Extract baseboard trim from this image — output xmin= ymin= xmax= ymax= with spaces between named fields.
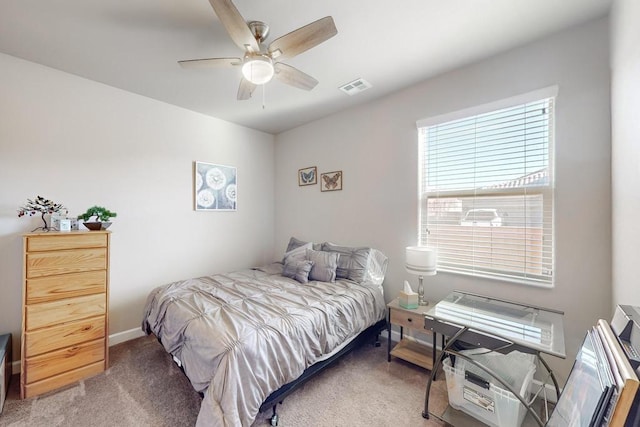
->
xmin=108 ymin=327 xmax=146 ymax=347
xmin=11 ymin=327 xmax=147 ymax=375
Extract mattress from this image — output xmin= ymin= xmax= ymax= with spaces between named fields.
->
xmin=141 ymin=263 xmax=386 ymax=427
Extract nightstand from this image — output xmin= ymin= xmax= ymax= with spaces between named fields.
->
xmin=387 ymin=299 xmax=437 ymax=372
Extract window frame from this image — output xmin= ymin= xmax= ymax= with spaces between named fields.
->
xmin=416 ymin=87 xmax=557 ymax=288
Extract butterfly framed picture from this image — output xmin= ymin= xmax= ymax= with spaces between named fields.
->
xmin=298 ymin=166 xmax=317 ymax=186
xmin=320 ymin=170 xmax=343 ymax=192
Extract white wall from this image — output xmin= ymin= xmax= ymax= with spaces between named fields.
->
xmin=0 ymin=53 xmax=275 ymax=362
xmin=275 ymin=18 xmax=611 ymax=381
xmin=611 ymin=0 xmax=640 ymax=307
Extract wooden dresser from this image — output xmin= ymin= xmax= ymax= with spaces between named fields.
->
xmin=21 ymin=230 xmax=110 ymax=399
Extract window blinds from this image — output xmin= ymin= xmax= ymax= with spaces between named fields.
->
xmin=418 ymin=97 xmax=554 ymax=287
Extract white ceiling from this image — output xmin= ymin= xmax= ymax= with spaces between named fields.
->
xmin=0 ymin=0 xmax=611 ymax=134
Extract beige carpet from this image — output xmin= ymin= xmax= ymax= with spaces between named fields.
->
xmin=0 ymin=335 xmax=448 ymax=426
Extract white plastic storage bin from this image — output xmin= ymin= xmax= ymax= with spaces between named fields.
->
xmin=443 ymin=353 xmax=536 ymax=427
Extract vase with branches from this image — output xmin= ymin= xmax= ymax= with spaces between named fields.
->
xmin=17 ymin=196 xmax=66 ymax=232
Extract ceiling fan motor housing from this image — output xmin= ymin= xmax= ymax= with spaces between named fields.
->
xmin=248 ymin=21 xmax=269 ymax=45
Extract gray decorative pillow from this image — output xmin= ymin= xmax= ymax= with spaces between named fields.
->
xmin=285 ymin=237 xmax=322 ymax=253
xmin=306 ymin=249 xmax=339 ymax=282
xmin=282 ymin=242 xmax=312 ymax=263
xmin=321 ymin=242 xmax=373 ymax=283
xmin=282 ymin=259 xmax=314 ymax=284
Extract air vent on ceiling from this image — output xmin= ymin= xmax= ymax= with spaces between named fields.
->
xmin=339 ymin=78 xmax=372 ymax=96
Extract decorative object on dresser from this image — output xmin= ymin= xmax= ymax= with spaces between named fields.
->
xmin=51 ymin=213 xmax=78 ymax=232
xmin=17 ymin=196 xmax=66 ymax=232
xmin=320 ymin=170 xmax=342 ymax=192
xmin=21 ymin=230 xmax=110 ymax=399
xmin=298 ymin=166 xmax=317 ymax=186
xmin=194 ymin=161 xmax=237 ymax=211
xmin=405 ymin=246 xmax=437 ymax=306
xmin=0 ymin=333 xmax=11 ymax=413
xmin=77 ymin=206 xmax=117 ymax=230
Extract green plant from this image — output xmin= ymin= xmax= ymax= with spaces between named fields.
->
xmin=77 ymin=206 xmax=117 ymax=222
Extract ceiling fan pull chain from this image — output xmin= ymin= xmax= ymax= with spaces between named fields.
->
xmin=262 ymin=84 xmax=266 ymax=110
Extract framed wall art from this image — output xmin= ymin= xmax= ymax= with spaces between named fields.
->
xmin=298 ymin=166 xmax=317 ymax=186
xmin=194 ymin=161 xmax=237 ymax=211
xmin=320 ymin=171 xmax=342 ymax=192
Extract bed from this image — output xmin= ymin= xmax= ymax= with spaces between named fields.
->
xmin=141 ymin=238 xmax=388 ymax=427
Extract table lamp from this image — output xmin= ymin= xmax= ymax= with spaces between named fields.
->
xmin=405 ymin=246 xmax=437 ymax=306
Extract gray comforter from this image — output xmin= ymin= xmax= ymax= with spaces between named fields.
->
xmin=141 ymin=263 xmax=386 ymax=427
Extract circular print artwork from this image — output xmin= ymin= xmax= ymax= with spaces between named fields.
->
xmin=206 ymin=167 xmax=227 ymax=190
xmin=197 ymin=189 xmax=215 ymax=208
xmin=195 ymin=162 xmax=237 ymax=210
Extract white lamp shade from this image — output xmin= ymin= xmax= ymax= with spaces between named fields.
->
xmin=405 ymin=246 xmax=437 ymax=276
xmin=242 ymin=56 xmax=274 ymax=85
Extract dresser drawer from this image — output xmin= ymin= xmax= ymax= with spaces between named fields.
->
xmin=24 ymin=316 xmax=105 ymax=357
xmin=22 ymin=361 xmax=105 ymax=399
xmin=24 ymin=338 xmax=105 ymax=384
xmin=390 ymin=308 xmax=426 ymax=331
xmin=26 ymin=248 xmax=107 ymax=279
xmin=25 ymin=294 xmax=106 ymax=331
xmin=26 ymin=270 xmax=107 ymax=304
xmin=26 ymin=233 xmax=107 ymax=252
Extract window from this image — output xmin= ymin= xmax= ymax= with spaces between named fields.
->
xmin=417 ymin=88 xmax=556 ymax=287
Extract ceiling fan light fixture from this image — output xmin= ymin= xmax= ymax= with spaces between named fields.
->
xmin=242 ymin=56 xmax=274 ymax=85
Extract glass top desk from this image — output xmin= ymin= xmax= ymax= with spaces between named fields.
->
xmin=422 ymin=291 xmax=566 ymax=426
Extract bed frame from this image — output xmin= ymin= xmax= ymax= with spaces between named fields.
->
xmin=160 ymin=318 xmax=386 ymax=426
xmin=259 ymin=319 xmax=387 ymax=426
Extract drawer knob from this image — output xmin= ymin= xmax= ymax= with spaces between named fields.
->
xmin=407 ymin=318 xmax=412 ymax=322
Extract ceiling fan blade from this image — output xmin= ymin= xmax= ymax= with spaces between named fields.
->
xmin=274 ymin=63 xmax=318 ymax=91
xmin=268 ymin=16 xmax=337 ymax=60
xmin=237 ymin=78 xmax=257 ymax=100
xmin=209 ymin=0 xmax=260 ymax=52
xmin=178 ymin=57 xmax=241 ymax=69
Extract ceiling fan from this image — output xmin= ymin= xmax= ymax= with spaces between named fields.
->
xmin=179 ymin=0 xmax=338 ymax=101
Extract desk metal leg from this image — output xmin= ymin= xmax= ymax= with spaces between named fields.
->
xmin=538 ymin=353 xmax=561 ymax=399
xmin=387 ymin=308 xmax=391 ymax=362
xmin=432 ymin=331 xmax=437 ymax=381
xmin=423 ymin=326 xmax=469 ymax=419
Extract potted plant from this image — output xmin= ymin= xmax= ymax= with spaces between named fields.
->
xmin=77 ymin=206 xmax=117 ymax=230
xmin=18 ymin=196 xmax=66 ymax=232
